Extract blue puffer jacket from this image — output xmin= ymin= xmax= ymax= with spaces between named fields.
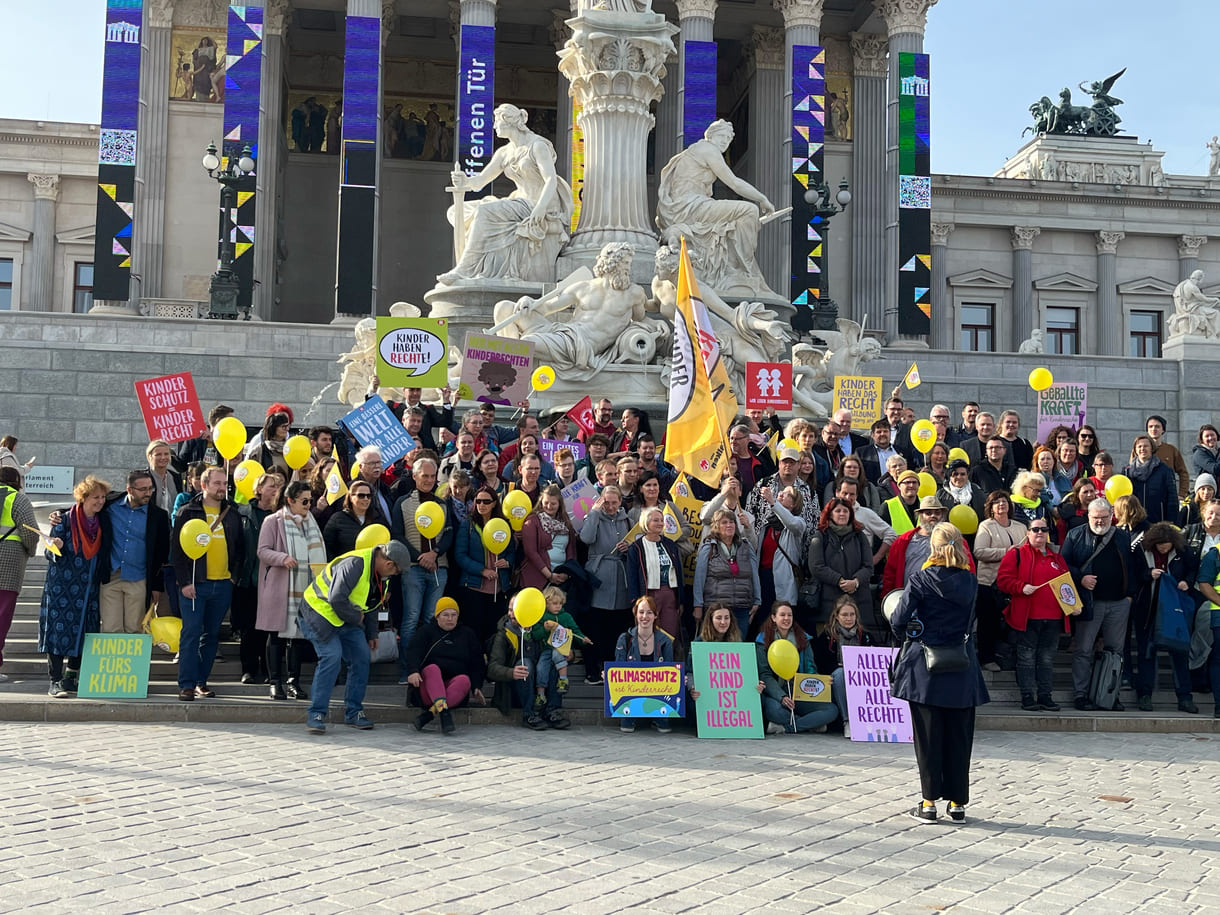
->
xmin=454 ymin=519 xmax=517 ymax=592
xmin=889 ymin=564 xmax=989 ymax=709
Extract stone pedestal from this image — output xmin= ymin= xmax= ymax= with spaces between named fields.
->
xmin=424 ymin=278 xmax=547 ymax=356
xmin=556 ymin=8 xmax=679 ymax=284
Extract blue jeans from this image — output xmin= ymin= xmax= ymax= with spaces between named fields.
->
xmin=300 ymin=611 xmax=370 ymax=723
xmin=832 ymin=667 xmax=848 ymax=723
xmin=399 ymin=566 xmax=448 ymax=677
xmin=763 ymin=695 xmax=839 ymax=733
xmin=1015 ymin=619 xmax=1060 ymax=700
xmin=513 ymin=659 xmax=563 ymax=721
xmin=1210 ymin=626 xmax=1220 ymax=709
xmin=178 ymin=579 xmax=233 ymax=690
xmin=537 ymin=647 xmax=569 ymax=685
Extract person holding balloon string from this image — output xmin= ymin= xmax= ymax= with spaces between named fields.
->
xmin=322 ymin=480 xmax=387 ymax=561
xmin=455 ymin=485 xmax=517 ymax=647
xmin=757 ymin=600 xmax=839 ymax=735
xmin=485 ymin=590 xmax=570 ymax=730
xmin=230 ymin=472 xmax=284 ymax=685
xmin=170 ymin=466 xmax=246 ymax=701
xmin=614 ymin=595 xmax=676 ymax=733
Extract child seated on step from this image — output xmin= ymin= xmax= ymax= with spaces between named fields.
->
xmin=531 ymin=585 xmax=592 ymax=699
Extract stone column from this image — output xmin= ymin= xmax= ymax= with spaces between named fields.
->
xmin=255 ymin=0 xmax=290 ymax=320
xmin=849 ymin=31 xmax=887 ymax=329
xmin=558 ymin=7 xmax=679 ymax=281
xmin=550 ymin=6 xmax=575 ymax=180
xmin=1178 ymin=234 xmax=1208 ymax=281
xmin=1095 ymin=230 xmax=1124 ymax=356
xmin=1011 ymin=225 xmax=1040 ymax=350
xmin=877 ymin=0 xmax=937 ymax=344
xmin=747 ymin=25 xmax=787 ymax=296
xmin=132 ymin=0 xmax=173 ymax=305
xmin=929 ymin=222 xmax=952 ymax=349
xmin=25 ymin=174 xmax=58 ymax=312
xmin=459 ymin=0 xmax=496 ymax=28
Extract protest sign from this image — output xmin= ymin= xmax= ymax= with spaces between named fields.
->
xmin=76 ymin=634 xmax=153 ymax=699
xmin=538 ymin=438 xmax=585 ymax=466
xmin=458 ymin=332 xmax=534 ymax=408
xmin=744 ymin=361 xmax=793 ymax=411
xmin=339 ymin=396 xmax=416 ymax=466
xmin=375 ymin=317 xmax=449 ymax=388
xmin=690 ymin=643 xmax=763 ymax=738
xmin=560 ymin=477 xmax=599 ymax=532
xmin=1036 ymin=383 xmax=1087 ymax=444
xmin=793 ymin=674 xmax=833 ymax=702
xmin=603 ymin=662 xmax=685 ymax=719
xmin=134 ymin=372 xmax=206 ymax=443
xmin=832 ymin=376 xmax=884 ymax=425
xmin=841 ymin=646 xmax=913 ymax=743
xmin=670 ymin=473 xmax=704 ymax=585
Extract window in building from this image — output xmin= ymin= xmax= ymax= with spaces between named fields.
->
xmin=0 ymin=258 xmax=12 ymax=310
xmin=959 ymin=303 xmax=994 ymax=352
xmin=1045 ymin=306 xmax=1079 ymax=355
xmin=73 ymin=263 xmax=94 ymax=314
xmin=1129 ymin=309 xmax=1162 ymax=358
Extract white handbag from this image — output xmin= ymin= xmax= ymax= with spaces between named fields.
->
xmin=370 ymin=628 xmax=399 ymax=663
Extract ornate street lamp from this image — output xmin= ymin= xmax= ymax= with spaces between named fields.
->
xmin=201 ymin=141 xmax=255 ymax=320
xmin=803 ymin=177 xmax=852 ymax=332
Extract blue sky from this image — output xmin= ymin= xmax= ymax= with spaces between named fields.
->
xmin=4 ymin=0 xmax=1217 ymax=177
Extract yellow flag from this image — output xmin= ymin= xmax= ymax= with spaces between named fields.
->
xmin=619 ymin=517 xmax=646 ymax=546
xmin=670 ymin=472 xmax=706 ymax=586
xmin=1045 ymin=571 xmax=1082 ymax=616
xmin=688 ymin=255 xmax=739 ymax=440
xmin=661 ymin=502 xmax=682 ymax=541
xmin=766 ymin=429 xmax=779 ymax=462
xmin=904 ymin=361 xmax=921 ymax=389
xmin=326 ymin=466 xmax=349 ymax=500
xmin=665 ymin=239 xmax=729 ymax=486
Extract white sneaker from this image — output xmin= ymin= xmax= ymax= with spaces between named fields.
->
xmin=0 ymin=672 xmax=9 ymax=682
xmin=766 ymin=722 xmax=785 ymax=735
xmin=842 ymin=721 xmax=851 ymax=739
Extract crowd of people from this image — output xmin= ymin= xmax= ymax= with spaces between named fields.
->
xmin=2 ymin=386 xmax=1218 ymax=769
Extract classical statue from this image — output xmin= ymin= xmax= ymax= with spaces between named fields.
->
xmin=1168 ymin=270 xmax=1220 ymax=339
xmin=1018 ymin=328 xmax=1045 ymax=354
xmin=656 ymin=120 xmax=777 ymax=297
xmin=1208 ymin=136 xmax=1220 ymax=178
xmin=1038 ymin=153 xmax=1059 ymax=182
xmin=1025 ymin=69 xmax=1125 ymax=137
xmin=790 ymin=319 xmax=883 ymax=418
xmin=580 ymin=0 xmax=653 ymax=10
xmin=490 ymin=242 xmax=651 ymax=378
xmin=649 ymin=244 xmax=793 ymax=400
xmin=438 ymin=104 xmax=574 ymax=286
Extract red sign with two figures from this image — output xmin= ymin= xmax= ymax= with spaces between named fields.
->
xmin=744 ymin=362 xmax=793 ymax=411
xmin=134 ymin=372 xmax=207 ymax=443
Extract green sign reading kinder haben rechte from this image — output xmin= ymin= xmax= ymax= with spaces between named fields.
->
xmin=76 ymin=634 xmax=153 ymax=699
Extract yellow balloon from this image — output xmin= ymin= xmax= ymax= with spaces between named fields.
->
xmin=212 ymin=416 xmax=247 ymax=461
xmin=502 ymin=490 xmax=532 ymax=531
xmin=1104 ymin=473 xmax=1133 ymax=505
xmin=531 ymin=365 xmax=556 ymax=392
xmin=767 ymin=639 xmax=800 ymax=681
xmin=234 ymin=459 xmax=265 ymax=500
xmin=1029 ymin=367 xmax=1054 ymax=391
xmin=179 ymin=518 xmax=212 ymax=560
xmin=911 ymin=419 xmax=936 ymax=454
xmin=414 ymin=501 xmax=444 ymax=537
xmin=917 ymin=472 xmax=937 ymax=499
xmin=948 ymin=503 xmax=979 ymax=535
xmin=355 ymin=523 xmax=391 ymax=551
xmin=947 ymin=447 xmax=970 ymax=465
xmin=780 ymin=437 xmax=801 ymax=452
xmin=434 ymin=596 xmax=459 ymax=616
xmin=482 ymin=517 xmax=512 ymax=555
xmin=514 ymin=587 xmax=546 ymax=628
xmin=284 ymin=435 xmax=311 ymax=470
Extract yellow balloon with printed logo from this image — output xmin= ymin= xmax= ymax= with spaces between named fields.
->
xmin=767 ymin=639 xmax=799 ymax=681
xmin=514 ymin=587 xmax=546 ymax=628
xmin=414 ymin=501 xmax=444 ymax=538
xmin=917 ymin=472 xmax=937 ymax=499
xmin=212 ymin=416 xmax=247 ymax=461
xmin=947 ymin=447 xmax=969 ymax=465
xmin=531 ymin=365 xmax=556 ymax=392
xmin=911 ymin=419 xmax=936 ymax=454
xmin=284 ymin=435 xmax=311 ymax=470
xmin=179 ymin=519 xmax=212 ymax=560
xmin=355 ymin=523 xmax=391 ymax=551
xmin=233 ymin=459 xmax=265 ymax=500
xmin=948 ymin=504 xmax=979 ymax=535
xmin=502 ymin=490 xmax=532 ymax=531
xmin=482 ymin=517 xmax=512 ymax=555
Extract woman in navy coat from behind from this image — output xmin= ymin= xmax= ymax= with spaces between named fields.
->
xmin=889 ymin=522 xmax=989 ymax=826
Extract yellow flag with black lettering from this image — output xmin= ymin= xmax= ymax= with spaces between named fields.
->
xmin=665 ymin=239 xmax=728 ymax=487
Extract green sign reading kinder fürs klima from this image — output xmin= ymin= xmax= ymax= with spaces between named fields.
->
xmin=76 ymin=634 xmax=153 ymax=699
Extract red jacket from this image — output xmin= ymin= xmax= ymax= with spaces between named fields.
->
xmin=996 ymin=542 xmax=1071 ymax=633
xmin=881 ymin=528 xmax=975 ymax=597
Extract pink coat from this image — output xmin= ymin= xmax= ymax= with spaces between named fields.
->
xmin=256 ymin=512 xmax=295 ymax=632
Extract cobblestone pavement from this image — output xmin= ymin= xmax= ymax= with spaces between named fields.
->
xmin=3 ymin=722 xmax=1218 ymax=914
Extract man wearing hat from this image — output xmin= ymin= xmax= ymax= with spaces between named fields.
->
xmin=746 ymin=444 xmax=819 ymax=544
xmin=298 ymin=540 xmax=409 ymax=734
xmin=881 ymin=470 xmax=922 ymax=535
xmin=882 ymin=495 xmax=974 ymax=598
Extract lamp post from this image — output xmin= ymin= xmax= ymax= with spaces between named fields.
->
xmin=803 ymin=177 xmax=852 ymax=332
xmin=201 ymin=141 xmax=255 ymax=320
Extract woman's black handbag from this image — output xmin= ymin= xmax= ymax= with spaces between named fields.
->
xmin=920 ymin=637 xmax=971 ymax=674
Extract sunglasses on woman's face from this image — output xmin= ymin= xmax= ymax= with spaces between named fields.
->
xmin=474 ymin=498 xmax=494 ymax=505
xmin=352 ymin=493 xmax=371 ymax=500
